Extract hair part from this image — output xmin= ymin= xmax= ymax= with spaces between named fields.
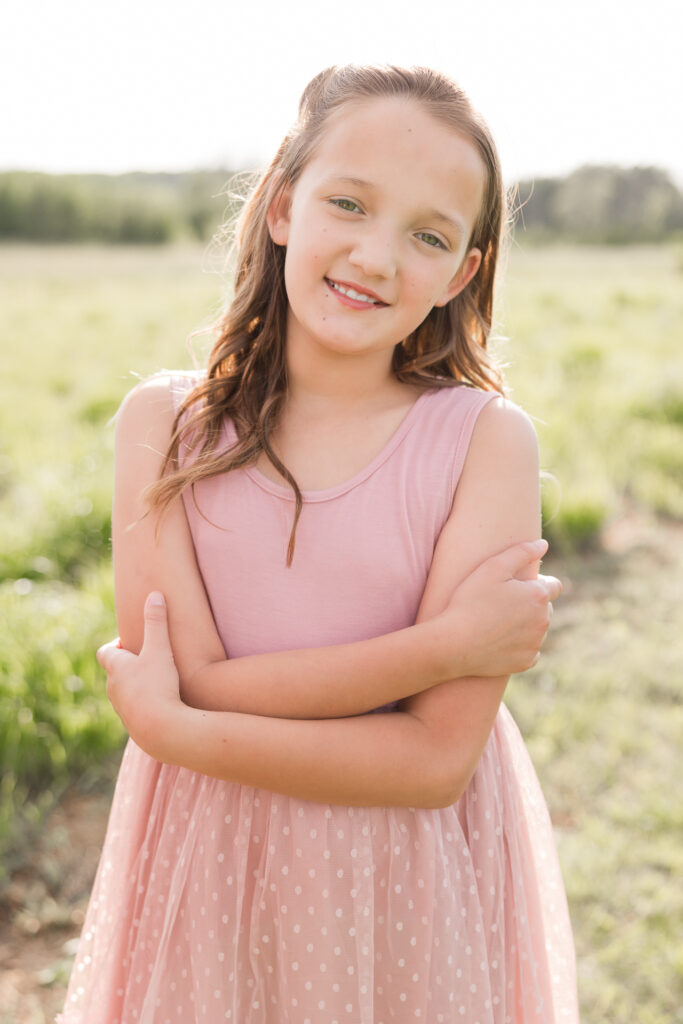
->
xmin=148 ymin=64 xmax=511 ymax=565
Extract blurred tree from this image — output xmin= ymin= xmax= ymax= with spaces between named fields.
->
xmin=513 ymin=164 xmax=683 ymax=243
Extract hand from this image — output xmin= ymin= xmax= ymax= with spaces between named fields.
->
xmin=97 ymin=591 xmax=181 ymax=759
xmin=435 ymin=539 xmax=561 ymax=679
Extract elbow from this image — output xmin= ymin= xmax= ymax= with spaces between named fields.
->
xmin=426 ymin=780 xmax=464 ymax=810
xmin=427 ymin=753 xmax=479 ymax=810
xmin=400 ymin=722 xmax=464 ymax=810
xmin=405 ymin=759 xmax=464 ymax=811
xmin=402 ymin=716 xmax=478 ymax=810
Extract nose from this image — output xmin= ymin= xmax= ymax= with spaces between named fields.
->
xmin=348 ymin=224 xmax=398 ymax=280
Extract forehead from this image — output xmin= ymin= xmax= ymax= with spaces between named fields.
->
xmin=300 ymin=96 xmax=485 ymax=222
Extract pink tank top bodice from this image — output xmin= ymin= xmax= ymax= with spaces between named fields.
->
xmin=173 ymin=377 xmax=497 ymax=668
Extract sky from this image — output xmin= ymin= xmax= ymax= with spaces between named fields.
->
xmin=2 ymin=0 xmax=682 ymax=186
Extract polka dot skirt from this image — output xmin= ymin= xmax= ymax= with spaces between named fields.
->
xmin=57 ymin=705 xmax=578 ymax=1023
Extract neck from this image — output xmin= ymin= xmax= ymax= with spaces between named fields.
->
xmin=284 ymin=317 xmax=404 ymax=416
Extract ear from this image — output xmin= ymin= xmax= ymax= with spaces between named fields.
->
xmin=266 ymin=182 xmax=293 ymax=247
xmin=434 ymin=247 xmax=482 ymax=308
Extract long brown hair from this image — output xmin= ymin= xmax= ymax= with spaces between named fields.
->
xmin=148 ymin=64 xmax=509 ymax=564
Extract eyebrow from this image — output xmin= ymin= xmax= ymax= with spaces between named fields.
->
xmin=423 ymin=208 xmax=466 ymax=236
xmin=325 ymin=176 xmax=466 ymax=235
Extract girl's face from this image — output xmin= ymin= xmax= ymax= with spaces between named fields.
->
xmin=268 ymin=96 xmax=485 ymax=368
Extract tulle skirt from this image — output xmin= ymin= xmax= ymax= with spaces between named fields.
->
xmin=58 ymin=704 xmax=578 ymax=1023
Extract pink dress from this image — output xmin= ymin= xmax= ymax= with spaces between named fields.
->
xmin=59 ymin=376 xmax=578 ymax=1024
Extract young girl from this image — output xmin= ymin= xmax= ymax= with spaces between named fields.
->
xmin=60 ymin=65 xmax=578 ymax=1023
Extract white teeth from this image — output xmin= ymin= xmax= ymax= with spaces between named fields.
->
xmin=329 ymin=280 xmax=378 ymax=303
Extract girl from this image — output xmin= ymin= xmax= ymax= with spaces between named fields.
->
xmin=60 ymin=65 xmax=578 ymax=1023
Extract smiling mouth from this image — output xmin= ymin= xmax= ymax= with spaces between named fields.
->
xmin=325 ymin=278 xmax=389 ymax=307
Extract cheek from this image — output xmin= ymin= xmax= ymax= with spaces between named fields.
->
xmin=405 ymin=272 xmax=443 ymax=309
xmin=291 ymin=232 xmax=325 ymax=271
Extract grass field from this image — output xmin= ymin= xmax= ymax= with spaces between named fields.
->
xmin=0 ymin=241 xmax=681 ymax=1022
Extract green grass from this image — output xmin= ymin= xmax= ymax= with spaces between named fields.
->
xmin=0 ymin=243 xmax=221 ymax=860
xmin=0 ymin=241 xmax=681 ymax=1023
xmin=0 ymin=567 xmax=124 ymax=872
xmin=506 ymin=533 xmax=683 ymax=1022
xmin=497 ymin=243 xmax=683 ymax=543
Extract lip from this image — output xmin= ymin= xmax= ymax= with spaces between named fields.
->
xmin=325 ymin=277 xmax=390 ymax=308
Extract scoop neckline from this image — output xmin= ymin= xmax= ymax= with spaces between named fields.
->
xmin=241 ymin=388 xmax=437 ymax=503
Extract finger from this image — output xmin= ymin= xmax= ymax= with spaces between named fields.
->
xmin=96 ymin=639 xmax=122 ymax=673
xmin=140 ymin=591 xmax=174 ymax=660
xmin=538 ymin=574 xmax=562 ymax=602
xmin=495 ymin=539 xmax=549 ymax=579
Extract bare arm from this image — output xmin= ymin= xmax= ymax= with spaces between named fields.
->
xmin=104 ymin=394 xmax=545 ymax=807
xmin=114 ymin=376 xmax=553 ymax=720
xmin=397 ymin=397 xmax=543 ymax=802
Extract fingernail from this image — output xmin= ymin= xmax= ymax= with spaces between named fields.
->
xmin=148 ymin=591 xmax=165 ymax=607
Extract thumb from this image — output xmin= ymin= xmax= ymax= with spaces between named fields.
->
xmin=494 ymin=539 xmax=549 ymax=579
xmin=141 ymin=592 xmax=174 ymax=658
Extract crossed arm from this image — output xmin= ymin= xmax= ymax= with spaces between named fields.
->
xmin=104 ymin=375 xmax=555 ymax=808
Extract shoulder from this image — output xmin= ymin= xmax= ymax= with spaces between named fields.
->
xmin=431 ymin=385 xmax=536 ymax=445
xmin=452 ymin=395 xmax=540 ymax=518
xmin=414 ymin=382 xmax=493 ymax=442
xmin=114 ymin=373 xmax=205 ymax=479
xmin=469 ymin=395 xmax=539 ymax=464
xmin=412 ymin=393 xmax=542 ymax=617
xmin=115 ymin=370 xmax=203 ymax=439
xmin=419 ymin=385 xmax=538 ymax=494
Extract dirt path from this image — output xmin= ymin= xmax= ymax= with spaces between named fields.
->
xmin=0 ymin=787 xmax=117 ymax=1024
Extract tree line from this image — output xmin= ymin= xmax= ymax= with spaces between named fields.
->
xmin=0 ymin=164 xmax=681 ymax=244
xmin=0 ymin=169 xmax=243 ymax=244
xmin=513 ymin=165 xmax=683 ymax=243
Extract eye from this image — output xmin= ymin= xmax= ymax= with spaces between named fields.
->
xmin=329 ymin=197 xmax=362 ymax=214
xmin=416 ymin=231 xmax=447 ymax=250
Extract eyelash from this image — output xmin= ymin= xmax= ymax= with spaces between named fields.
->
xmin=416 ymin=232 xmax=447 ymax=250
xmin=329 ymin=197 xmax=362 ymax=213
xmin=328 ymin=199 xmax=448 ymax=251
